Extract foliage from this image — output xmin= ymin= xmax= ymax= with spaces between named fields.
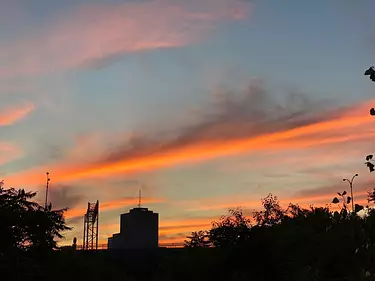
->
xmin=253 ymin=193 xmax=285 ymax=226
xmin=332 ymin=185 xmax=365 ymax=216
xmin=184 ymin=230 xmax=211 ymax=248
xmin=5 ymin=180 xmax=375 ymax=280
xmin=364 ymin=67 xmax=375 ymax=172
xmin=368 ymin=188 xmax=375 ymax=204
xmin=0 ymin=181 xmax=71 ymax=255
xmin=209 ymin=207 xmax=251 ymax=248
xmin=180 ymin=190 xmax=375 ymax=280
xmin=366 ymin=155 xmax=375 ymax=172
xmin=365 ymin=66 xmax=375 ymax=82
xmin=332 ymin=189 xmax=351 ymax=212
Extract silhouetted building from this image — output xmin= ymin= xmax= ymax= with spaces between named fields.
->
xmin=108 ymin=207 xmax=159 ymax=249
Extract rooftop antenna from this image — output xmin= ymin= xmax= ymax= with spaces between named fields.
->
xmin=138 ymin=189 xmax=142 ymax=208
xmin=44 ymin=172 xmax=50 ymax=209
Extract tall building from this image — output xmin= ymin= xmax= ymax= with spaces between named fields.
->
xmin=108 ymin=207 xmax=159 ymax=249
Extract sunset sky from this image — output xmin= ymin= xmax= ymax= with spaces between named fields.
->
xmin=2 ymin=0 xmax=375 ymax=245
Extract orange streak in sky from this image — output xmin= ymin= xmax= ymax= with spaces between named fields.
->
xmin=5 ymin=101 xmax=375 ymax=186
xmin=0 ymin=103 xmax=34 ymax=126
xmin=186 ymin=193 xmax=370 ymax=212
xmin=160 ymin=224 xmax=212 ymax=235
xmin=161 ymin=217 xmax=217 ymax=228
xmin=98 ymin=219 xmax=213 ymax=237
xmin=62 ymin=109 xmax=375 ymax=179
xmin=65 ymin=197 xmax=164 ymax=219
xmin=159 ymin=235 xmax=187 ymax=244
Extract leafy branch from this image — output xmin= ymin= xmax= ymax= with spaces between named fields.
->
xmin=365 ymin=154 xmax=375 ymax=172
xmin=332 ymin=190 xmax=351 ymax=212
xmin=365 ymin=67 xmax=375 ymax=115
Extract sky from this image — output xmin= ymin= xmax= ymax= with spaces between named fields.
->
xmin=2 ymin=0 xmax=375 ymax=246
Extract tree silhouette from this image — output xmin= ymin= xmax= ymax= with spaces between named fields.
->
xmin=365 ymin=65 xmax=375 ymax=116
xmin=364 ymin=67 xmax=375 ymax=176
xmin=368 ymin=188 xmax=375 ymax=204
xmin=365 ymin=66 xmax=375 ymax=83
xmin=0 ymin=181 xmax=71 ymax=255
xmin=209 ymin=207 xmax=251 ymax=248
xmin=365 ymin=154 xmax=375 ymax=172
xmin=253 ymin=193 xmax=285 ymax=226
xmin=184 ymin=230 xmax=211 ymax=248
xmin=180 ymin=188 xmax=375 ymax=280
xmin=332 ymin=189 xmax=352 ymax=214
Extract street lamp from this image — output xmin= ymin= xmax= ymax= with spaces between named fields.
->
xmin=343 ymin=174 xmax=358 ymax=212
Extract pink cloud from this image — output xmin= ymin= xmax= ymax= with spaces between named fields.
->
xmin=0 ymin=103 xmax=35 ymax=126
xmin=0 ymin=143 xmax=22 ymax=166
xmin=3 ymin=97 xmax=375 ymax=188
xmin=0 ymin=0 xmax=251 ymax=77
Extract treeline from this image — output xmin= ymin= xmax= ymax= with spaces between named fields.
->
xmin=4 ymin=177 xmax=375 ymax=280
xmin=0 ymin=181 xmax=129 ymax=281
xmin=179 ymin=192 xmax=375 ymax=281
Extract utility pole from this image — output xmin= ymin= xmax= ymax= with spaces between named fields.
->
xmin=44 ymin=172 xmax=50 ymax=209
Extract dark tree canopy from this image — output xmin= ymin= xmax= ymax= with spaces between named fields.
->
xmin=184 ymin=230 xmax=211 ymax=248
xmin=181 ymin=189 xmax=375 ymax=280
xmin=253 ymin=193 xmax=285 ymax=226
xmin=209 ymin=207 xmax=251 ymax=248
xmin=0 ymin=181 xmax=71 ymax=255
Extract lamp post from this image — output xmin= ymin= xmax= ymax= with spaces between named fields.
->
xmin=343 ymin=174 xmax=358 ymax=212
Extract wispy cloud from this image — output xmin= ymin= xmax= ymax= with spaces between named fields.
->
xmin=178 ymin=178 xmax=375 ymax=214
xmin=293 ymin=178 xmax=375 ymax=202
xmin=0 ymin=142 xmax=22 ymax=167
xmin=0 ymin=0 xmax=251 ymax=77
xmin=65 ymin=196 xmax=164 ymax=219
xmin=49 ymin=185 xmax=84 ymax=210
xmin=0 ymin=103 xmax=34 ymax=126
xmin=159 ymin=216 xmax=216 ymax=235
xmin=4 ymin=82 xmax=374 ymax=187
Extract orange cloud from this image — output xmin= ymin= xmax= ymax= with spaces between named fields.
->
xmin=5 ymin=98 xmax=375 ymax=187
xmin=91 ymin=218 xmax=213 ymax=246
xmin=158 ymin=217 xmax=217 ymax=244
xmin=159 ymin=224 xmax=211 ymax=236
xmin=159 ymin=217 xmax=216 ymax=234
xmin=0 ymin=103 xmax=34 ymax=126
xmin=0 ymin=0 xmax=251 ymax=77
xmin=65 ymin=197 xmax=164 ymax=219
xmin=181 ymin=189 xmax=372 ymax=215
xmin=159 ymin=235 xmax=187 ymax=244
xmin=63 ymin=103 xmax=373 ymax=175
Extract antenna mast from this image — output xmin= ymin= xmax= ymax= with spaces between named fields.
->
xmin=44 ymin=172 xmax=50 ymax=209
xmin=138 ymin=189 xmax=142 ymax=208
